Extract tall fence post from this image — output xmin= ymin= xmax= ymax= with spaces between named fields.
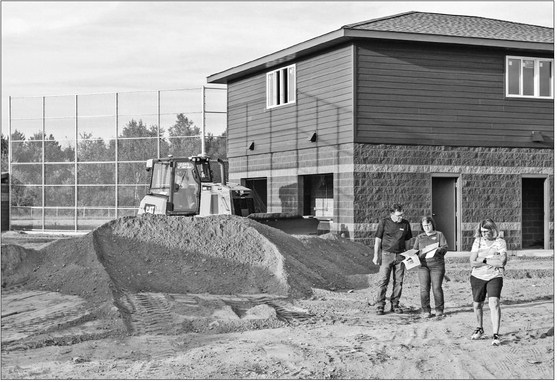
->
xmin=74 ymin=94 xmax=78 ymax=231
xmin=201 ymin=85 xmax=206 ymax=156
xmin=41 ymin=96 xmax=45 ymax=231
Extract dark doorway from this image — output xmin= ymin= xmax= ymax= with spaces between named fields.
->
xmin=302 ymin=174 xmax=333 ymax=217
xmin=243 ymin=178 xmax=267 ymax=213
xmin=432 ymin=177 xmax=457 ymax=251
xmin=522 ymin=178 xmax=545 ymax=249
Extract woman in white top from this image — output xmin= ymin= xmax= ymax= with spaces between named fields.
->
xmin=469 ymin=219 xmax=508 ymax=346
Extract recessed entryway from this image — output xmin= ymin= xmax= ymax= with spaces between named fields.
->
xmin=243 ymin=178 xmax=267 ymax=213
xmin=521 ymin=177 xmax=546 ymax=249
xmin=432 ymin=176 xmax=459 ymax=251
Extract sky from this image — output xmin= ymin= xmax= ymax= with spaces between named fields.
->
xmin=1 ymin=1 xmax=554 ymax=136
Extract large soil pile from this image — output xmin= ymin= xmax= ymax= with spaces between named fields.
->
xmin=2 ymin=214 xmax=377 ymax=314
xmin=2 ymin=236 xmax=113 ymax=310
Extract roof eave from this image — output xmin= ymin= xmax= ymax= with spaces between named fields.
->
xmin=207 ymin=29 xmax=553 ymax=84
xmin=344 ymin=29 xmax=554 ymax=51
xmin=207 ymin=29 xmax=347 ymax=84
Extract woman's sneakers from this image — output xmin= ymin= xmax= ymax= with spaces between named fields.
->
xmin=471 ymin=328 xmax=501 ymax=345
xmin=471 ymin=327 xmax=484 ymax=340
xmin=491 ymin=334 xmax=501 ymax=346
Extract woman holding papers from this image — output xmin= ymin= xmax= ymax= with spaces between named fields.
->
xmin=412 ymin=216 xmax=448 ymax=319
xmin=469 ymin=219 xmax=507 ymax=346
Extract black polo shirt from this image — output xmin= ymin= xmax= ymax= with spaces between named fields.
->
xmin=375 ymin=217 xmax=412 ymax=253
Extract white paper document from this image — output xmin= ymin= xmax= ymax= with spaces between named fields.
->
xmin=400 ymin=249 xmax=420 ymax=270
xmin=400 ymin=249 xmax=419 ymax=258
xmin=422 ymin=242 xmax=440 ymax=259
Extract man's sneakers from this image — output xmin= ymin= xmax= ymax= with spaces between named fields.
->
xmin=491 ymin=334 xmax=501 ymax=346
xmin=471 ymin=327 xmax=484 ymax=340
xmin=376 ymin=305 xmax=403 ymax=315
xmin=391 ymin=306 xmax=404 ymax=314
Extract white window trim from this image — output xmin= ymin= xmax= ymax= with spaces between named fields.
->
xmin=266 ymin=64 xmax=296 ymax=109
xmin=506 ymin=56 xmax=554 ymax=99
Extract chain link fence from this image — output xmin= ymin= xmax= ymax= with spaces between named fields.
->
xmin=8 ymin=86 xmax=226 ymax=231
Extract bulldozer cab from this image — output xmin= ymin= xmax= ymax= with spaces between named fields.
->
xmin=189 ymin=156 xmax=213 ymax=183
xmin=145 ymin=158 xmax=201 ymax=215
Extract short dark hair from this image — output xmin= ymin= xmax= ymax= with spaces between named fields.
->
xmin=389 ymin=204 xmax=403 ymax=214
xmin=419 ymin=216 xmax=436 ymax=231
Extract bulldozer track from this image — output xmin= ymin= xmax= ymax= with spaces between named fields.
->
xmin=116 ymin=291 xmax=313 ymax=335
xmin=2 ymin=287 xmax=313 ymax=348
xmin=125 ymin=293 xmax=177 ymax=336
xmin=222 ymin=294 xmax=313 ymax=323
xmin=264 ymin=300 xmax=314 ymax=323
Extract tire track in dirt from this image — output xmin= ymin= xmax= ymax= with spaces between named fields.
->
xmin=2 ymin=291 xmax=93 ymax=347
xmin=125 ymin=293 xmax=177 ymax=336
xmin=473 ymin=341 xmax=551 ymax=379
xmin=431 ymin=299 xmax=553 ymax=380
xmin=317 ymin=324 xmax=401 ymax=378
xmin=119 ymin=336 xmax=179 ymax=378
xmin=506 ymin=336 xmax=553 ymax=378
xmin=259 ymin=299 xmax=313 ymax=324
xmin=113 ymin=290 xmax=312 ymax=336
xmin=382 ymin=315 xmax=497 ymax=379
xmin=426 ymin=324 xmax=494 ymax=379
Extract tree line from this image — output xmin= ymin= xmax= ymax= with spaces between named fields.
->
xmin=1 ymin=113 xmax=227 ymax=208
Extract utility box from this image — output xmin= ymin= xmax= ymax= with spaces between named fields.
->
xmin=1 ymin=173 xmax=9 ymax=231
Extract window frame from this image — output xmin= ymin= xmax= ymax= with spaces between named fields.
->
xmin=506 ymin=56 xmax=554 ymax=99
xmin=266 ymin=64 xmax=296 ymax=109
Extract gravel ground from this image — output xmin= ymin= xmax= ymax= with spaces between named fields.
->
xmin=1 ymin=216 xmax=553 ymax=379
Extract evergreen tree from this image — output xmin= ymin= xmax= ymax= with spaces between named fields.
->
xmin=1 ymin=133 xmax=8 ymax=172
xmin=166 ymin=113 xmax=201 ymax=157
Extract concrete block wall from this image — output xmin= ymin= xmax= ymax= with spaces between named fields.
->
xmin=229 ymin=143 xmax=355 ymax=234
xmin=353 ymin=171 xmax=430 ymax=246
xmin=230 ymin=142 xmax=552 ymax=251
xmin=353 ymin=144 xmax=554 ymax=250
xmin=461 ymin=173 xmax=521 ymax=250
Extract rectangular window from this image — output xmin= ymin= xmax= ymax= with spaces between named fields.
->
xmin=506 ymin=56 xmax=553 ymax=99
xmin=302 ymin=173 xmax=333 ymax=217
xmin=266 ymin=64 xmax=296 ymax=108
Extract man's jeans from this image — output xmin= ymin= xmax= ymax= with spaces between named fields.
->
xmin=375 ymin=251 xmax=405 ymax=308
xmin=417 ymin=259 xmax=445 ymax=314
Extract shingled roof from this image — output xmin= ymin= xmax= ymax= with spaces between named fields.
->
xmin=208 ymin=11 xmax=553 ymax=84
xmin=344 ymin=11 xmax=553 ymax=43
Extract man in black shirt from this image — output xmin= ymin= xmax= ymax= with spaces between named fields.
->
xmin=372 ymin=204 xmax=413 ymax=315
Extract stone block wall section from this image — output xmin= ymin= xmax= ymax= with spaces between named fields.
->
xmin=228 ymin=143 xmax=356 ymax=233
xmin=354 ymin=144 xmax=554 ymax=251
xmin=229 ymin=143 xmax=552 ymax=251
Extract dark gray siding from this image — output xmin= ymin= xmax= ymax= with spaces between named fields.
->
xmin=355 ymin=40 xmax=554 ymax=148
xmin=227 ymin=45 xmax=354 ymax=158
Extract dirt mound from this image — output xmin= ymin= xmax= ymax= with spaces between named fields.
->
xmin=2 ymin=235 xmax=114 ymax=313
xmin=2 ymin=214 xmax=377 ymax=307
xmin=92 ymin=214 xmax=376 ymax=298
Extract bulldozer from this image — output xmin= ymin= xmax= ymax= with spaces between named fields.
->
xmin=138 ymin=155 xmax=254 ymax=217
xmin=137 ymin=155 xmax=319 ymax=235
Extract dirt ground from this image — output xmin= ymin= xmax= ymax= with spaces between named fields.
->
xmin=1 ymin=215 xmax=554 ymax=379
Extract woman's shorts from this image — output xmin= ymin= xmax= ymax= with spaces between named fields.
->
xmin=470 ymin=275 xmax=503 ymax=302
